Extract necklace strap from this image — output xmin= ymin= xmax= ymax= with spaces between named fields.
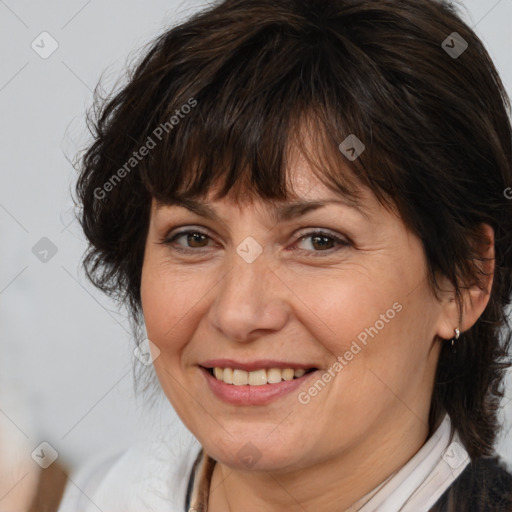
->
xmin=188 ymin=450 xmax=216 ymax=512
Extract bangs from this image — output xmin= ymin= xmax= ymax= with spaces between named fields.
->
xmin=136 ymin=19 xmax=379 ymax=210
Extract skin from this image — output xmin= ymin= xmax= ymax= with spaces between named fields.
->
xmin=140 ymin=148 xmax=494 ymax=512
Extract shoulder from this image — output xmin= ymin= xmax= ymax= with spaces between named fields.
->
xmin=58 ymin=440 xmax=200 ymax=512
xmin=433 ymin=456 xmax=512 ymax=511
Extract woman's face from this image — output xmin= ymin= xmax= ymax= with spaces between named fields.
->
xmin=140 ymin=151 xmax=452 ymax=473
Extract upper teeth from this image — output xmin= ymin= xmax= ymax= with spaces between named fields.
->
xmin=213 ymin=367 xmax=307 ymax=386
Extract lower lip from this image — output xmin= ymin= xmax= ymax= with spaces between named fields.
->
xmin=201 ymin=367 xmax=318 ymax=406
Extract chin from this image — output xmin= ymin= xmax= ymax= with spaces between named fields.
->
xmin=203 ymin=433 xmax=306 ymax=472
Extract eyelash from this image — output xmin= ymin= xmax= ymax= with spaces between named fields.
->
xmin=159 ymin=228 xmax=351 ymax=257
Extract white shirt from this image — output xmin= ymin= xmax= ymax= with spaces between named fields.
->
xmin=58 ymin=438 xmax=200 ymax=512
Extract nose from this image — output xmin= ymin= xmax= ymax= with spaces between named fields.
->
xmin=207 ymin=252 xmax=290 ymax=343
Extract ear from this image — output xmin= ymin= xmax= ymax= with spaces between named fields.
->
xmin=435 ymin=223 xmax=495 ymax=340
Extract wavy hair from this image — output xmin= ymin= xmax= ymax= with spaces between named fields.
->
xmin=75 ymin=0 xmax=512 ymax=486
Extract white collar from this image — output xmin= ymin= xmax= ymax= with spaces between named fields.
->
xmin=348 ymin=413 xmax=470 ymax=511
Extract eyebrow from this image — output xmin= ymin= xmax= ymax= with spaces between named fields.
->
xmin=155 ymin=197 xmax=369 ymax=223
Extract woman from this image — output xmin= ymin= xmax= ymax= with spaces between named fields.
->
xmin=59 ymin=0 xmax=512 ymax=510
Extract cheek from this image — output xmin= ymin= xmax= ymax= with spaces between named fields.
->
xmin=140 ymin=263 xmax=203 ymax=415
xmin=283 ymin=266 xmax=400 ymax=353
xmin=141 ymin=263 xmax=183 ymax=349
xmin=324 ymin=289 xmax=439 ymax=425
xmin=290 ymin=261 xmax=437 ymax=393
xmin=140 ymin=261 xmax=213 ymax=356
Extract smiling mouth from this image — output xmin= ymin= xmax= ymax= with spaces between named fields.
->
xmin=205 ymin=367 xmax=318 ymax=386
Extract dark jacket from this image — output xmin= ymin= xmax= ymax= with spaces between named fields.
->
xmin=431 ymin=456 xmax=512 ymax=512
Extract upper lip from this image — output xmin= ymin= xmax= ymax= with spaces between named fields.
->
xmin=200 ymin=359 xmax=317 ymax=372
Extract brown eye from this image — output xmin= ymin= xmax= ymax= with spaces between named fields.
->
xmin=161 ymin=230 xmax=212 ymax=251
xmin=294 ymin=230 xmax=350 ymax=255
xmin=309 ymin=235 xmax=336 ymax=251
xmin=185 ymin=232 xmax=209 ymax=248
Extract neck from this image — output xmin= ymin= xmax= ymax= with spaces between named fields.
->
xmin=207 ymin=411 xmax=430 ymax=512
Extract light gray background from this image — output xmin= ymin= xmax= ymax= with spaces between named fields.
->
xmin=0 ymin=0 xmax=511 ymax=476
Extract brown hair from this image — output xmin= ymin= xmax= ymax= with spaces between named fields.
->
xmin=75 ymin=0 xmax=512 ymax=481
